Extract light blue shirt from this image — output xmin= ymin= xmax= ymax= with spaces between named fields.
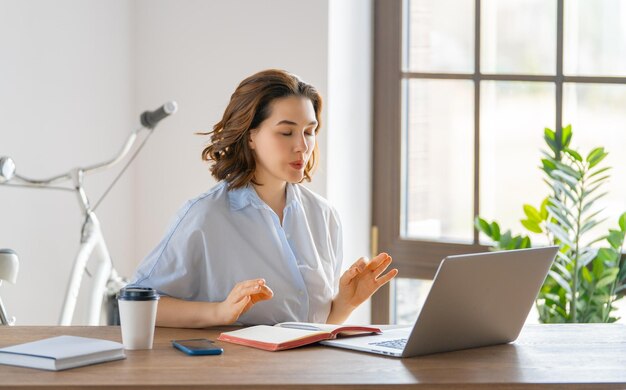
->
xmin=132 ymin=181 xmax=343 ymax=325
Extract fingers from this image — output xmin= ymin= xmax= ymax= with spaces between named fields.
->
xmin=259 ymin=284 xmax=274 ymax=299
xmin=340 ymin=265 xmax=361 ymax=286
xmin=367 ymin=252 xmax=390 ymax=271
xmin=375 ymin=268 xmax=398 ymax=287
xmin=361 ymin=253 xmax=393 ymax=280
xmin=251 ymin=285 xmax=274 ymax=303
xmin=371 ymin=254 xmax=393 ymax=278
xmin=339 ymin=269 xmax=354 ymax=286
xmin=339 ymin=257 xmax=368 ymax=286
xmin=350 ymin=257 xmax=368 ymax=272
xmin=342 ymin=254 xmax=395 ymax=286
xmin=355 ymin=253 xmax=397 ymax=290
xmin=228 ymin=278 xmax=266 ymax=303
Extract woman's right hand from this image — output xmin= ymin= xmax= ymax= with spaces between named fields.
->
xmin=218 ymin=279 xmax=274 ymax=324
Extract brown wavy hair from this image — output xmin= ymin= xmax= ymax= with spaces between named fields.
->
xmin=200 ymin=69 xmax=322 ymax=189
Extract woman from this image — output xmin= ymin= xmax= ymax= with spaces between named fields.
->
xmin=132 ymin=69 xmax=397 ymax=327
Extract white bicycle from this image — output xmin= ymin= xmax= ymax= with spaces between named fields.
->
xmin=0 ymin=101 xmax=177 ymax=325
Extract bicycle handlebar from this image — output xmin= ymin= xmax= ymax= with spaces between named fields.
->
xmin=0 ymin=101 xmax=178 ymax=187
xmin=141 ymin=101 xmax=178 ymax=129
xmin=0 ymin=157 xmax=15 ymax=182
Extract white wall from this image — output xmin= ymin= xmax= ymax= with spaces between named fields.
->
xmin=328 ymin=0 xmax=374 ymax=324
xmin=0 ymin=0 xmax=135 ymax=325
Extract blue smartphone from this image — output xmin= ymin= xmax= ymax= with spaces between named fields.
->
xmin=171 ymin=338 xmax=224 ymax=355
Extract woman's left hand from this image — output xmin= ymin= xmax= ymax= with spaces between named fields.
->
xmin=328 ymin=253 xmax=398 ymax=323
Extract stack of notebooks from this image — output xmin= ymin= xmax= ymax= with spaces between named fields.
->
xmin=218 ymin=322 xmax=382 ymax=351
xmin=0 ymin=335 xmax=126 ymax=371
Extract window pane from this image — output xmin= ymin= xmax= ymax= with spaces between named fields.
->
xmin=563 ymin=83 xmax=626 ymax=240
xmin=405 ymin=0 xmax=474 ymax=73
xmin=481 ymin=0 xmax=556 ymax=75
xmin=479 ymin=81 xmax=555 ymax=244
xmin=403 ymin=79 xmax=474 ymax=242
xmin=564 ymin=0 xmax=626 ymax=76
xmin=394 ymin=278 xmax=432 ymax=325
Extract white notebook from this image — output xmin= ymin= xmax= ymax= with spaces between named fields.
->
xmin=0 ymin=335 xmax=126 ymax=371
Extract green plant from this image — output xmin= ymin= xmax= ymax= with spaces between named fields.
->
xmin=475 ymin=125 xmax=626 ymax=323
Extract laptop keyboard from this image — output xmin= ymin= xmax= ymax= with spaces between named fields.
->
xmin=369 ymin=338 xmax=408 ymax=350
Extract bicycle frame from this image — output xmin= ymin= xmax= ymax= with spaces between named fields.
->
xmin=59 ymin=211 xmax=120 ymax=326
xmin=0 ymin=249 xmax=19 ymax=325
xmin=0 ymin=102 xmax=177 ymax=325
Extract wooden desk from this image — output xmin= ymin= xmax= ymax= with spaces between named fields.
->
xmin=1 ymin=324 xmax=625 ymax=389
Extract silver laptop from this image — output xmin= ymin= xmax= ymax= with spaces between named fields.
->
xmin=321 ymin=246 xmax=558 ymax=358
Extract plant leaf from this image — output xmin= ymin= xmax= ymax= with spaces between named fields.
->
xmin=580 ymin=217 xmax=608 ymax=236
xmin=588 ymin=166 xmax=611 ymax=179
xmin=523 ymin=204 xmax=542 ymax=222
xmin=499 ymin=231 xmax=512 ymax=249
xmin=544 ymin=128 xmax=558 ymax=154
xmin=545 ymin=205 xmax=574 ymax=231
xmin=552 ymin=261 xmax=572 ymax=280
xmin=548 ymin=197 xmax=575 ymax=218
xmin=581 ymin=192 xmax=609 ymax=214
xmin=561 ymin=124 xmax=572 ymax=147
xmin=548 ymin=270 xmax=572 ymax=296
xmin=619 ymin=212 xmax=626 ymax=232
xmin=582 ymin=181 xmax=606 ymax=199
xmin=554 ymin=161 xmax=581 ymax=180
xmin=600 ymin=267 xmax=619 ymax=280
xmin=587 ymin=147 xmax=608 ymax=168
xmin=582 ymin=209 xmax=605 ymax=226
xmin=581 ymin=266 xmax=592 ymax=283
xmin=607 ymin=230 xmax=624 ymax=249
xmin=586 ymin=147 xmax=603 ymax=162
xmin=541 ymin=292 xmax=562 ymax=306
xmin=592 ymin=257 xmax=605 ymax=279
xmin=551 ymin=170 xmax=579 ymax=189
xmin=565 ymin=147 xmax=582 ymax=162
xmin=521 ymin=219 xmax=543 ymax=234
xmin=590 ymin=152 xmax=609 ymax=169
xmin=546 ymin=222 xmax=574 ymax=247
xmin=551 ymin=182 xmax=578 ymax=205
xmin=475 ymin=217 xmax=492 ymax=237
xmin=597 ymin=247 xmax=617 ymax=263
xmin=490 ymin=222 xmax=501 ymax=241
xmin=541 ymin=158 xmax=557 ymax=171
xmin=578 ymin=248 xmax=598 ymax=269
xmin=556 ymin=251 xmax=573 ymax=265
xmin=596 ymin=271 xmax=618 ymax=289
xmin=587 ymin=175 xmax=610 ymax=189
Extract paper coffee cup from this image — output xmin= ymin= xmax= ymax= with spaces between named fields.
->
xmin=117 ymin=286 xmax=159 ymax=350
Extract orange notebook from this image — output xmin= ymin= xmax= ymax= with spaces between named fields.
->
xmin=217 ymin=322 xmax=382 ymax=351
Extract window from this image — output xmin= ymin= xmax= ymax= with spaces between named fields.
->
xmin=373 ymin=0 xmax=626 ymax=324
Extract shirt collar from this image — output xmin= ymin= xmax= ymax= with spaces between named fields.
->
xmin=228 ymin=183 xmax=300 ymax=212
